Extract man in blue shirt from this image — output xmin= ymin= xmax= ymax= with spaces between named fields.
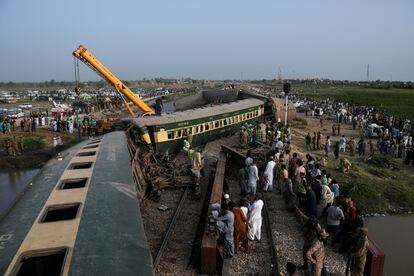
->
xmin=216 ymin=203 xmax=235 ymax=258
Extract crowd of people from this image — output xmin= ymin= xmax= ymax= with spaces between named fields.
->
xmin=0 ymin=111 xmax=103 ymax=157
xmin=48 ymin=115 xmax=98 ymax=138
xmin=209 ymin=118 xmax=371 ymax=276
xmin=1 ymin=113 xmax=100 ymax=137
xmin=298 ymin=95 xmax=414 ymax=166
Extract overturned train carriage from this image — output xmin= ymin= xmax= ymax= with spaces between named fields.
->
xmin=0 ymin=132 xmax=153 ymax=276
xmin=128 ymin=98 xmax=265 ymax=155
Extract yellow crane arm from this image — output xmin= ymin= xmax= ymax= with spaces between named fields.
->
xmin=72 ymin=45 xmax=155 ymax=116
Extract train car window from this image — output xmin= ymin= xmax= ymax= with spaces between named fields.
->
xmin=167 ymin=131 xmax=175 ymax=139
xmin=223 ymin=119 xmax=227 ymax=126
xmin=230 ymin=117 xmax=234 ymax=124
xmin=195 ymin=126 xmax=199 ymax=133
xmin=68 ymin=162 xmax=93 ymax=170
xmin=176 ymin=130 xmax=182 ymax=138
xmin=255 ymin=110 xmax=259 ymax=116
xmin=13 ymin=248 xmax=68 ymax=276
xmin=215 ymin=121 xmax=219 ymax=128
xmin=40 ymin=203 xmax=80 ymax=223
xmin=205 ymin=123 xmax=210 ymax=131
xmin=200 ymin=125 xmax=204 ymax=132
xmin=187 ymin=128 xmax=192 ymax=134
xmin=82 ymin=144 xmax=98 ymax=150
xmin=77 ymin=151 xmax=96 ymax=157
xmin=59 ymin=178 xmax=88 ymax=190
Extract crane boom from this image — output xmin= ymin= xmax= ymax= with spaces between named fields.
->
xmin=73 ymin=45 xmax=155 ymax=116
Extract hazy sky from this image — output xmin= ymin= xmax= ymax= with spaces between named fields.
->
xmin=0 ymin=0 xmax=413 ymax=82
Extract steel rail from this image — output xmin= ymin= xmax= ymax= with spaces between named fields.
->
xmin=153 ymin=187 xmax=189 ymax=268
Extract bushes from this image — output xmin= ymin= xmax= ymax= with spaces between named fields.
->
xmin=22 ymin=136 xmax=45 ymax=151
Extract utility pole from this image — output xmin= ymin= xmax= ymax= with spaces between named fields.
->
xmin=366 ymin=64 xmax=370 ymax=82
xmin=283 ymin=83 xmax=290 ymax=127
xmin=278 ymin=66 xmax=282 ymax=81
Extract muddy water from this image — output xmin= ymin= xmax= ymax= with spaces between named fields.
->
xmin=0 ymin=169 xmax=39 ymax=218
xmin=366 ymin=215 xmax=414 ymax=276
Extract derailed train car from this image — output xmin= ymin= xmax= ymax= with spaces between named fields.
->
xmin=0 ymin=132 xmax=153 ymax=276
xmin=128 ymin=98 xmax=265 ymax=155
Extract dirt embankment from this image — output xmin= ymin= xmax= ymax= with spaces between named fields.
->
xmin=0 ymin=129 xmax=82 ymax=169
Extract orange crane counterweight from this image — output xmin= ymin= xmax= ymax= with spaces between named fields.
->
xmin=72 ymin=45 xmax=155 ymax=116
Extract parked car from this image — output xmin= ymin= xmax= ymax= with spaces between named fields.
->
xmin=7 ymin=108 xmax=25 ymax=119
xmin=18 ymin=103 xmax=32 ymax=109
xmin=9 ymin=113 xmax=25 ymax=119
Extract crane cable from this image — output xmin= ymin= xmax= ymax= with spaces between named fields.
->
xmin=74 ymin=57 xmax=80 ymax=94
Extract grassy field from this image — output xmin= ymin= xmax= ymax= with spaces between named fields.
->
xmin=299 ymin=86 xmax=414 ymax=120
xmin=328 ymin=156 xmax=414 ymax=214
xmin=291 ymin=123 xmax=414 ymax=214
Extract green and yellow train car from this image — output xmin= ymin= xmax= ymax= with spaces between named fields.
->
xmin=130 ymin=98 xmax=264 ymax=154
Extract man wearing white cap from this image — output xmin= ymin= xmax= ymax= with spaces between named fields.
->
xmin=223 ymin=194 xmax=231 ymax=203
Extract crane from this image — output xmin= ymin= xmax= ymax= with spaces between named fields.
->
xmin=72 ymin=45 xmax=155 ymax=117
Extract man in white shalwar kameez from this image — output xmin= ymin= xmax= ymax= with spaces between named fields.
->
xmin=247 ymin=160 xmax=259 ymax=194
xmin=263 ymin=156 xmax=276 ymax=191
xmin=339 ymin=135 xmax=347 ymax=152
xmin=68 ymin=120 xmax=74 ymax=134
xmin=248 ymin=194 xmax=264 ymax=241
xmin=317 ymin=184 xmax=335 ymax=218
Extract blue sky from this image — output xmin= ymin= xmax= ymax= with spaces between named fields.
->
xmin=0 ymin=0 xmax=413 ymax=82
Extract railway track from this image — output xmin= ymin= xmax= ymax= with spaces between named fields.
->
xmin=222 ymin=145 xmax=280 ymax=275
xmin=262 ymin=194 xmax=280 ymax=275
xmin=153 ymin=187 xmax=189 ymax=269
xmin=154 ymin=186 xmax=208 ymax=275
xmin=141 ymin=189 xmax=187 ymax=260
xmin=153 ymin=157 xmax=217 ymax=275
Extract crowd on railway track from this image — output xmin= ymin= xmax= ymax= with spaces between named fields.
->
xmin=209 ymin=119 xmax=373 ymax=276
